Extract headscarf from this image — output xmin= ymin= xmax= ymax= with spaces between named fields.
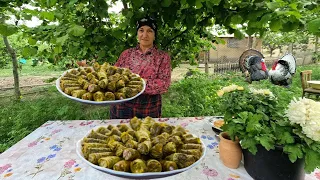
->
xmin=136 ymin=17 xmax=157 ymax=35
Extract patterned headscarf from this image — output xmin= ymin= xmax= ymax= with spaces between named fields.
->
xmin=136 ymin=17 xmax=157 ymax=34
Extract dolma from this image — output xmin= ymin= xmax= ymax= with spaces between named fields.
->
xmin=100 ymin=62 xmax=109 ymax=72
xmin=123 ymin=148 xmax=141 ymax=161
xmin=114 ymin=92 xmax=126 ymax=100
xmin=71 ymin=89 xmax=87 ymax=98
xmin=165 ymin=153 xmax=196 ymax=168
xmin=160 ymin=160 xmax=178 ymax=171
xmin=96 ymin=127 xmax=110 ymax=135
xmin=70 ymin=69 xmax=79 ymax=75
xmin=98 ymin=78 xmax=108 ymax=89
xmin=83 ymin=137 xmax=107 ymax=144
xmin=150 ymin=144 xmax=163 ymax=159
xmin=184 ymin=137 xmax=201 ymax=144
xmin=108 ymin=73 xmax=121 ymax=82
xmin=61 ymin=77 xmax=78 ymax=81
xmin=82 ymin=92 xmax=93 ymax=100
xmin=147 ymin=159 xmax=162 ymax=172
xmin=115 ymin=144 xmax=127 ymax=157
xmin=168 ymin=136 xmax=184 ymax=146
xmin=120 ymin=132 xmax=134 ymax=143
xmin=93 ymin=62 xmax=101 ymax=72
xmin=64 ymin=87 xmax=82 ymax=95
xmin=107 ymin=125 xmax=115 ymax=130
xmin=182 ymin=134 xmax=194 ymax=140
xmin=87 ymin=73 xmax=96 ymax=81
xmin=130 ymin=76 xmax=142 ymax=81
xmin=82 ymin=143 xmax=109 ymax=150
xmin=107 ymin=135 xmax=122 ymax=142
xmin=182 ymin=143 xmax=203 ymax=151
xmin=107 ymin=139 xmax=123 ymax=151
xmin=128 ymin=81 xmax=143 ymax=86
xmin=83 ymin=147 xmax=112 ymax=158
xmin=163 ymin=142 xmax=177 ymax=156
xmin=126 ymin=129 xmax=136 ymax=137
xmin=105 ymin=128 xmax=122 ymax=136
xmin=150 ymin=123 xmax=164 ymax=137
xmin=85 ymin=67 xmax=93 ymax=73
xmin=105 ymin=92 xmax=116 ymax=100
xmin=78 ymin=78 xmax=88 ymax=86
xmin=116 ymin=80 xmax=125 ymax=89
xmin=93 ymin=91 xmax=105 ymax=101
xmin=139 ymin=116 xmax=155 ymax=130
xmin=125 ymin=139 xmax=138 ymax=149
xmin=135 ymin=130 xmax=150 ymax=143
xmin=130 ymin=117 xmax=141 ymax=131
xmin=162 ymin=124 xmax=174 ymax=134
xmin=98 ymin=156 xmax=121 ymax=169
xmin=115 ymin=67 xmax=124 ymax=74
xmin=120 ymin=75 xmax=130 ymax=84
xmin=122 ymin=68 xmax=131 ymax=76
xmin=80 ymin=69 xmax=87 ymax=76
xmin=97 ymin=72 xmax=107 ymax=80
xmin=130 ymin=159 xmax=147 ymax=173
xmin=172 ymin=125 xmax=187 ymax=134
xmin=117 ymin=124 xmax=129 ymax=132
xmin=127 ymin=85 xmax=143 ymax=92
xmin=179 ymin=149 xmax=202 ymax=160
xmin=106 ymin=66 xmax=117 ymax=76
xmin=60 ymin=83 xmax=80 ymax=91
xmin=87 ymin=130 xmax=109 ymax=140
xmin=107 ymin=81 xmax=117 ymax=92
xmin=64 ymin=72 xmax=79 ymax=78
xmin=89 ymin=78 xmax=100 ymax=85
xmin=137 ymin=140 xmax=152 ymax=155
xmin=88 ymin=152 xmax=114 ymax=164
xmin=82 ymin=81 xmax=90 ymax=90
xmin=151 ymin=134 xmax=167 ymax=145
xmin=113 ymin=160 xmax=131 ymax=172
xmin=88 ymin=84 xmax=100 ymax=93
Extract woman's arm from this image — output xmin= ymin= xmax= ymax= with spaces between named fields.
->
xmin=144 ymin=54 xmax=171 ymax=95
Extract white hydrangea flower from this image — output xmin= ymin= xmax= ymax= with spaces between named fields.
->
xmin=286 ymin=97 xmax=320 ymax=141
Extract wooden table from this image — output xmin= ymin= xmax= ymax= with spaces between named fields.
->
xmin=0 ymin=117 xmax=319 ymax=180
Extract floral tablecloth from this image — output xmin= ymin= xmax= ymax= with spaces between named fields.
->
xmin=0 ymin=117 xmax=319 ymax=180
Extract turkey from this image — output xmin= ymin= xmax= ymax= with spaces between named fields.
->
xmin=269 ymin=53 xmax=296 ymax=87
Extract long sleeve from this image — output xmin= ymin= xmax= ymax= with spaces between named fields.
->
xmin=144 ymin=54 xmax=171 ymax=95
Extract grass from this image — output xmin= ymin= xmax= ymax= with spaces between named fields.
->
xmin=0 ymin=60 xmax=64 ymax=77
xmin=0 ymin=63 xmax=319 ymax=153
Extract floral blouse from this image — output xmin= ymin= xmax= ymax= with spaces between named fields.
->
xmin=115 ymin=45 xmax=171 ymax=95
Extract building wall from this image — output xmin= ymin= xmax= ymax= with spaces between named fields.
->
xmin=209 ymin=37 xmax=262 ymax=63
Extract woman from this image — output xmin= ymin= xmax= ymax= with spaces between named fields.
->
xmin=110 ymin=17 xmax=171 ymax=119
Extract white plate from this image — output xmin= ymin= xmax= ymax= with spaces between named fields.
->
xmin=56 ymin=69 xmax=146 ymax=105
xmin=76 ymin=126 xmax=207 ymax=179
xmin=205 ymin=116 xmax=224 ymax=132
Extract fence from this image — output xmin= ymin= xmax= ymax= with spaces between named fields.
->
xmin=210 ymin=60 xmax=275 ymax=74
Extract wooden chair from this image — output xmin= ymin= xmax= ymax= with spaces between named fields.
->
xmin=300 ymin=70 xmax=320 ymax=98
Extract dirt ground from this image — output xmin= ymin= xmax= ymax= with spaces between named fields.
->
xmin=0 ymin=64 xmax=205 ymax=89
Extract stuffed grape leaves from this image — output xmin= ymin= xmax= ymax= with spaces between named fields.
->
xmin=113 ymin=160 xmax=131 ymax=172
xmin=130 ymin=159 xmax=147 ymax=173
xmin=98 ymin=156 xmax=121 ymax=169
xmin=146 ymin=159 xmax=162 ymax=172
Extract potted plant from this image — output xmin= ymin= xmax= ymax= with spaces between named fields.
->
xmin=217 ymin=84 xmax=320 ymax=180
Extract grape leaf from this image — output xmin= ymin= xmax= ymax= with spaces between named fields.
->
xmin=304 ymin=148 xmax=320 ymax=173
xmin=0 ymin=24 xmax=18 ymax=36
xmin=241 ymin=138 xmax=258 ymax=155
xmin=283 ymin=144 xmax=303 ymax=163
xmin=69 ymin=25 xmax=86 ymax=36
xmin=161 ymin=0 xmax=171 ymax=7
xmin=255 ymin=135 xmax=275 ymax=150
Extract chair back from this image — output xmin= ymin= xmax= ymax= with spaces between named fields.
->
xmin=300 ymin=70 xmax=312 ymax=90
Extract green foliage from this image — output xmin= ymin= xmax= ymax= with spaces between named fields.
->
xmin=0 ymin=87 xmax=109 ymax=152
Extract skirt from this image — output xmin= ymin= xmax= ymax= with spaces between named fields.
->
xmin=109 ymin=94 xmax=162 ymax=119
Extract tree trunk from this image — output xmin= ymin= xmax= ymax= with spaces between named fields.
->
xmin=205 ymin=51 xmax=209 ymax=74
xmin=288 ymin=43 xmax=294 ymax=54
xmin=315 ymin=36 xmax=318 ymax=53
xmin=247 ymin=35 xmax=253 ymax=49
xmin=3 ymin=36 xmax=21 ymax=100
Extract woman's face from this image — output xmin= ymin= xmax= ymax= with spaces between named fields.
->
xmin=137 ymin=25 xmax=155 ymax=47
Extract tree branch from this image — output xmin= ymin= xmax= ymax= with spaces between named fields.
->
xmin=163 ymin=29 xmax=188 ymax=50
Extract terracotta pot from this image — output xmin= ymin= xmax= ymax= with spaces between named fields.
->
xmin=219 ymin=132 xmax=242 ymax=169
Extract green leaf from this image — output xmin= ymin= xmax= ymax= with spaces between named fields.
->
xmin=307 ymin=18 xmax=320 ymax=35
xmin=211 ymin=0 xmax=221 ymax=5
xmin=283 ymin=144 xmax=303 ymax=163
xmin=98 ymin=50 xmax=106 ymax=58
xmin=0 ymin=24 xmax=18 ymax=36
xmin=231 ymin=15 xmax=243 ymax=24
xmin=132 ymin=0 xmax=144 ymax=8
xmin=304 ymin=148 xmax=320 ymax=173
xmin=56 ymin=34 xmax=69 ymax=46
xmin=241 ymin=138 xmax=258 ymax=155
xmin=255 ymin=135 xmax=275 ymax=150
xmin=28 ymin=38 xmax=37 ymax=45
xmin=266 ymin=2 xmax=280 ymax=11
xmin=22 ymin=47 xmax=38 ymax=57
xmin=161 ymin=0 xmax=172 ymax=7
xmin=186 ymin=16 xmax=195 ymax=29
xmin=40 ymin=11 xmax=55 ymax=21
xmin=69 ymin=25 xmax=86 ymax=36
xmin=270 ymin=20 xmax=282 ymax=31
xmin=195 ymin=0 xmax=203 ymax=9
xmin=54 ymin=45 xmax=63 ymax=54
xmin=234 ymin=30 xmax=244 ymax=39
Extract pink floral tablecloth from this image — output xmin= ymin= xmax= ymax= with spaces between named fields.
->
xmin=0 ymin=117 xmax=319 ymax=180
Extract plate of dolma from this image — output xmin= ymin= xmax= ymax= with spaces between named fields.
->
xmin=206 ymin=116 xmax=224 ymax=133
xmin=76 ymin=117 xmax=207 ymax=179
xmin=56 ymin=62 xmax=146 ymax=105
